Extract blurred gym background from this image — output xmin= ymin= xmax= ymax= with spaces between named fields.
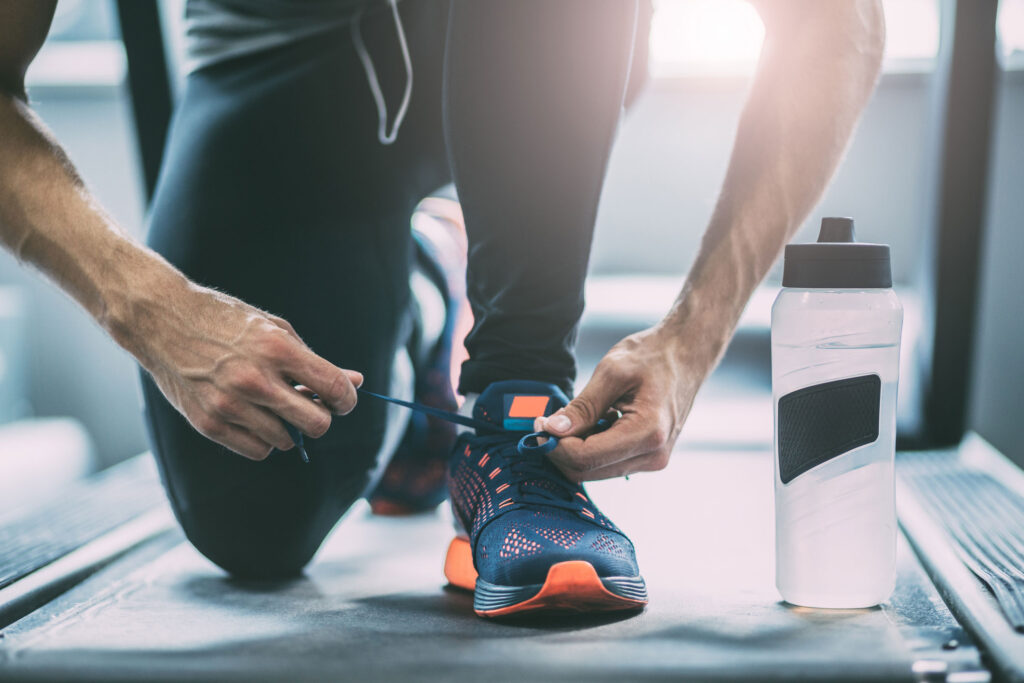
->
xmin=0 ymin=0 xmax=1020 ymax=507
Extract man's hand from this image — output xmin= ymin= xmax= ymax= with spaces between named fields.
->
xmin=535 ymin=326 xmax=704 ymax=481
xmin=119 ymin=279 xmax=362 ymax=461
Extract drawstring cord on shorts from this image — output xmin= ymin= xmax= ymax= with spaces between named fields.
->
xmin=352 ymin=0 xmax=413 ymax=146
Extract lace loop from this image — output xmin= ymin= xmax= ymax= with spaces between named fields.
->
xmin=517 ymin=431 xmax=559 ymax=457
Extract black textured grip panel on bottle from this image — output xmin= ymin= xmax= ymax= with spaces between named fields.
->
xmin=778 ymin=374 xmax=881 ymax=484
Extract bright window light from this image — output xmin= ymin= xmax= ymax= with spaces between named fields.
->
xmin=999 ymin=0 xmax=1024 ymax=62
xmin=880 ymin=0 xmax=939 ymax=62
xmin=650 ymin=0 xmax=940 ymax=76
xmin=649 ymin=0 xmax=764 ymax=76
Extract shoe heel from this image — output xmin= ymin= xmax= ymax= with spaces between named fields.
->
xmin=443 ymin=536 xmax=477 ymax=591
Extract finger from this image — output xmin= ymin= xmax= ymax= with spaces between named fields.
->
xmin=293 ymin=385 xmax=326 ymax=404
xmin=547 ymin=413 xmax=660 ymax=475
xmin=534 ymin=407 xmax=622 ymax=434
xmin=227 ymin=403 xmax=295 ymax=452
xmin=262 ymin=382 xmax=335 ymax=438
xmin=538 ymin=365 xmax=628 ymax=438
xmin=283 ymin=347 xmax=362 ymax=414
xmin=269 ymin=315 xmax=303 ymax=342
xmin=212 ymin=423 xmax=276 ymax=461
xmin=268 ymin=320 xmax=364 ymax=390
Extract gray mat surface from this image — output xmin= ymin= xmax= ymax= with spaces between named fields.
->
xmin=0 ymin=451 xmax=983 ymax=682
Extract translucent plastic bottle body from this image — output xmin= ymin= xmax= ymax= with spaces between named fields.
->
xmin=771 ymin=288 xmax=903 ymax=608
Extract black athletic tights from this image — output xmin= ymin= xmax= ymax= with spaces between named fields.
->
xmin=143 ymin=0 xmax=648 ymax=577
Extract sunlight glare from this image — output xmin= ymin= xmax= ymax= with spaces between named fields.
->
xmin=999 ymin=0 xmax=1024 ymax=61
xmin=650 ymin=0 xmax=765 ymax=76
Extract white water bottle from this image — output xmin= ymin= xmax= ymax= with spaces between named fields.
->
xmin=772 ymin=217 xmax=903 ymax=608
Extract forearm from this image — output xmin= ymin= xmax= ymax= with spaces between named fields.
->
xmin=659 ymin=1 xmax=885 ymax=372
xmin=0 ymin=92 xmax=187 ymax=359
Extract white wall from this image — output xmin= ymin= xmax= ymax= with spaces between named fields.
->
xmin=592 ymin=73 xmax=934 ymax=283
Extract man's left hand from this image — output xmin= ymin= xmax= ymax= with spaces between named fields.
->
xmin=535 ymin=326 xmax=705 ymax=481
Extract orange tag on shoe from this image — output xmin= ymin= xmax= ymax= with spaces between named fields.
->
xmin=504 ymin=395 xmax=551 ymax=430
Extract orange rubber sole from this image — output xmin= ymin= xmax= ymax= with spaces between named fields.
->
xmin=443 ymin=536 xmax=648 ymax=618
xmin=443 ymin=536 xmax=478 ymax=591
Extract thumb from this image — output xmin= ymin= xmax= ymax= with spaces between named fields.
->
xmin=541 ymin=369 xmax=621 ymax=437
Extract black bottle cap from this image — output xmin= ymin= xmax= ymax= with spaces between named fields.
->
xmin=782 ymin=217 xmax=892 ymax=288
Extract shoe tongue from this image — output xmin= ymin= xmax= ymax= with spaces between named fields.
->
xmin=473 ymin=380 xmax=569 ymax=432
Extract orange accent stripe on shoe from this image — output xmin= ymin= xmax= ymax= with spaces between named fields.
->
xmin=475 ymin=561 xmax=648 ymax=618
xmin=508 ymin=395 xmax=549 ymax=418
xmin=478 ymin=453 xmax=490 ymax=467
xmin=443 ymin=536 xmax=477 ymax=591
xmin=488 ymin=467 xmax=501 ymax=479
xmin=496 ymin=483 xmax=510 ymax=493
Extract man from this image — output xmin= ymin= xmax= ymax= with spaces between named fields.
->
xmin=0 ymin=0 xmax=884 ymax=617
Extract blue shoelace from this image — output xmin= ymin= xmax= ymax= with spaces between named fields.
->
xmin=467 ymin=432 xmax=586 ymax=512
xmin=284 ymin=388 xmax=562 ymax=464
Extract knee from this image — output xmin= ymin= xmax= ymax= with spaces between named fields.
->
xmin=193 ymin=534 xmax=316 ymax=580
xmin=176 ymin=500 xmax=327 ymax=580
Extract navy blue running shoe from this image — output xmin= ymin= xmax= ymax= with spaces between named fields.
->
xmin=444 ymin=380 xmax=648 ymax=618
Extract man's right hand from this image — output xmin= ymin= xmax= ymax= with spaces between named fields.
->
xmin=116 ymin=278 xmax=362 ymax=461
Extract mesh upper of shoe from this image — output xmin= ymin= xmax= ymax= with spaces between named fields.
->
xmin=447 ymin=381 xmax=640 ymax=586
xmin=473 ymin=503 xmax=639 ymax=585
